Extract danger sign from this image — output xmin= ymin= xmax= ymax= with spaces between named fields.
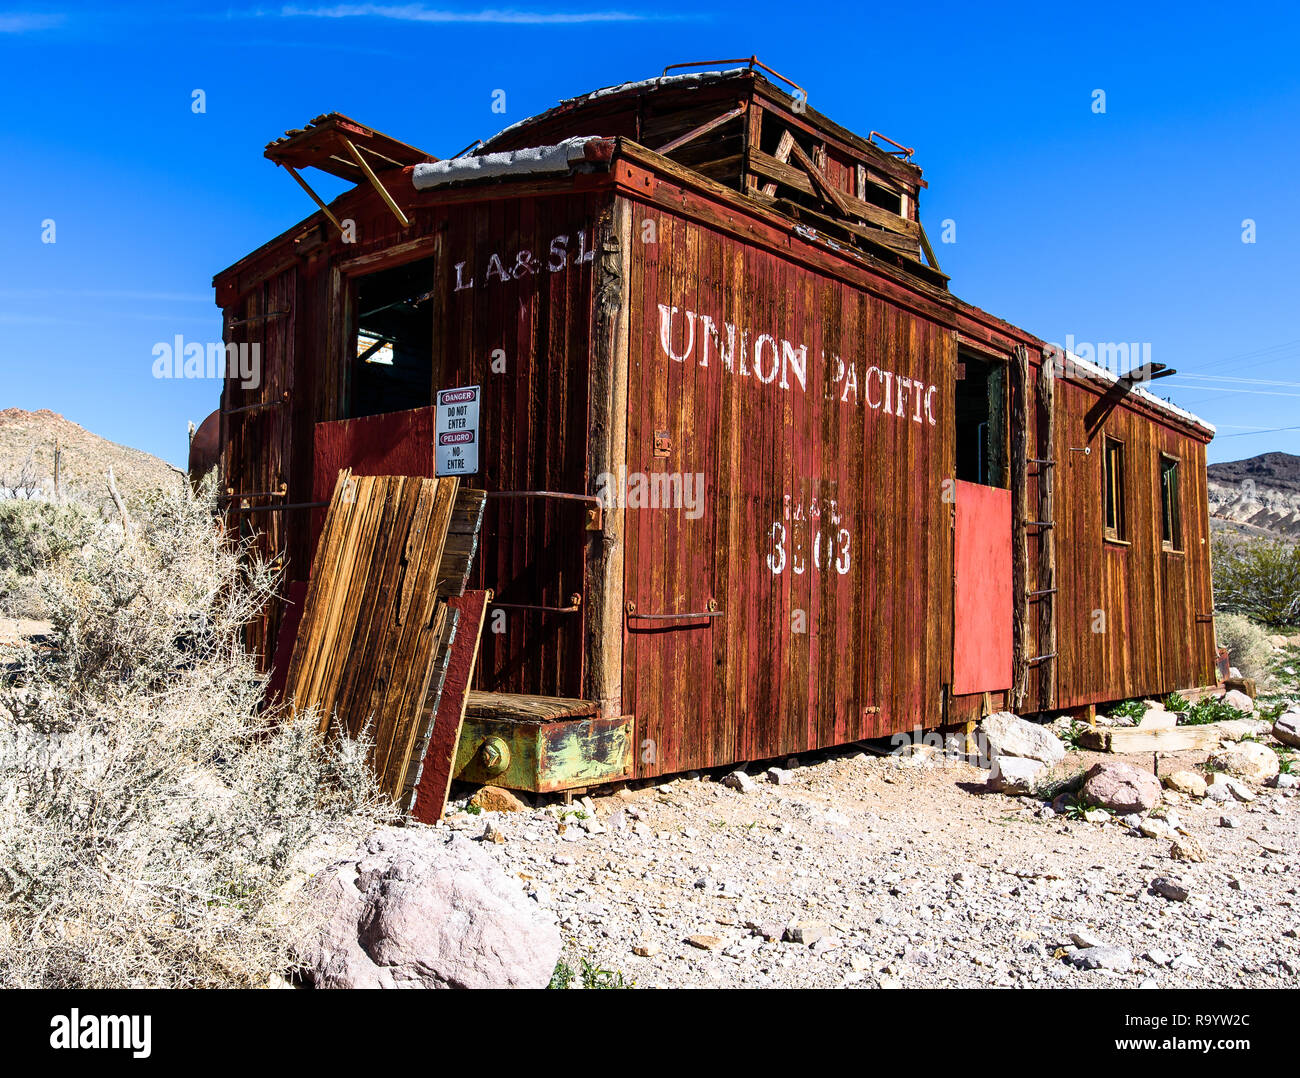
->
xmin=435 ymin=385 xmax=480 ymax=477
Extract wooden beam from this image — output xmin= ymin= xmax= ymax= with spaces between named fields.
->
xmin=656 ymin=101 xmax=747 ymax=156
xmin=748 ymin=147 xmax=921 ymax=238
xmin=787 ymin=139 xmax=851 ymax=216
xmin=341 ymin=136 xmax=410 ymax=228
xmin=1011 ymin=345 xmax=1031 ymax=711
xmin=281 ymin=163 xmax=344 ymax=232
xmin=584 ymin=199 xmax=632 ymax=721
xmin=760 ymin=128 xmax=795 ymax=196
xmin=1037 ymin=356 xmax=1057 ymax=711
xmin=918 ymin=221 xmax=942 ymax=273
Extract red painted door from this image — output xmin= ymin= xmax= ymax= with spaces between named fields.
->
xmin=953 ymin=480 xmax=1012 ymax=694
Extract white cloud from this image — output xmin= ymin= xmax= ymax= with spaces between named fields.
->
xmin=0 ymin=13 xmax=66 ymax=33
xmin=277 ymin=4 xmax=665 ymax=23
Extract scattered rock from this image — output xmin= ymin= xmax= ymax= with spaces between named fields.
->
xmin=295 ymin=828 xmax=561 ymax=989
xmin=1138 ymin=818 xmax=1175 ymax=840
xmin=482 ymin=822 xmax=506 ymax=844
xmin=1080 ymin=761 xmax=1163 ymax=814
xmin=632 ymin=940 xmax=661 ymax=957
xmin=687 ymin=934 xmax=724 ymax=951
xmin=980 ymin=711 xmax=1067 ymax=767
xmin=1151 ymin=877 xmax=1191 ymax=902
xmin=722 ymin=770 xmax=756 ymax=794
xmin=1163 ymin=770 xmax=1207 ymax=797
xmin=784 ymin=920 xmax=829 ymax=946
xmin=1170 ymin=836 xmax=1207 ymax=863
xmin=1070 ymin=944 xmax=1132 ymax=970
xmin=986 ymin=754 xmax=1046 ymax=794
xmin=766 ymin=767 xmax=794 ymax=785
xmin=1208 ymin=742 xmax=1279 ymax=784
xmin=1221 ymin=689 xmax=1254 ymax=714
xmin=1220 ymin=815 xmax=1242 ymax=828
xmin=1272 ymin=711 xmax=1300 ymax=750
xmin=469 ymin=786 xmax=530 ymax=813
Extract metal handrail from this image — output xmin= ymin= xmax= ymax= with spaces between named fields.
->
xmin=661 ymin=56 xmax=805 ymax=98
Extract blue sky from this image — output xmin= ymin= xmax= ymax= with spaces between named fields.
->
xmin=1 ymin=1 xmax=1297 ymax=467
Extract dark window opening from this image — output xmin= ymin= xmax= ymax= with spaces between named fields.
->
xmin=954 ymin=352 xmax=1008 ymax=487
xmin=1160 ymin=454 xmax=1182 ymax=551
xmin=1103 ymin=436 xmax=1127 ymax=541
xmin=349 ymin=258 xmax=436 ymax=419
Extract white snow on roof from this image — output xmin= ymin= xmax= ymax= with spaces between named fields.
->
xmin=482 ymin=68 xmax=748 ymax=147
xmin=1061 ymin=349 xmax=1215 ymax=435
xmin=412 ymin=137 xmax=600 ymax=190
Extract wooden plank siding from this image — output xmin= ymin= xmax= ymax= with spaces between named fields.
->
xmin=214 ymin=102 xmax=1217 ymax=786
xmin=619 ymin=196 xmax=954 ymax=777
xmin=1044 ymin=373 xmax=1216 ymax=709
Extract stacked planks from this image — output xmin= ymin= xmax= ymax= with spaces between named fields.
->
xmin=284 ymin=469 xmax=462 ymax=801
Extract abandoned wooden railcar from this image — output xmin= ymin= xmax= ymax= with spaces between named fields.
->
xmin=209 ymin=62 xmax=1217 ymax=793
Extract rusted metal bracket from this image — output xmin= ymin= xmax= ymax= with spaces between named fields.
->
xmin=625 ymin=599 xmax=722 ymax=622
xmin=867 ymin=130 xmax=915 ymax=160
xmin=221 ymin=482 xmax=287 ymax=502
xmin=490 ymin=593 xmax=582 ymax=615
xmin=225 ymin=309 xmax=290 ymax=329
xmin=486 ymin=489 xmax=604 ymax=531
xmin=234 ymin=500 xmax=327 ymax=514
xmin=222 ymin=390 xmax=289 ymax=416
xmin=661 ymin=56 xmax=805 ymax=100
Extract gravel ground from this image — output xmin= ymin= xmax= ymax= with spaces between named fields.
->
xmin=448 ymin=739 xmax=1298 ymax=989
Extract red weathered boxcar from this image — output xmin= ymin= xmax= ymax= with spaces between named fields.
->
xmin=210 ymin=62 xmax=1217 ymax=792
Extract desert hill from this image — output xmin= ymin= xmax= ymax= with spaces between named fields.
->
xmin=1206 ymin=451 xmax=1300 ymax=540
xmin=0 ymin=408 xmax=183 ymax=505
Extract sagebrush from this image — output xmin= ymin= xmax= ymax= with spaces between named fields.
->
xmin=0 ymin=478 xmax=392 ymax=988
xmin=1214 ymin=612 xmax=1274 ymax=685
xmin=1213 ymin=537 xmax=1300 ymax=628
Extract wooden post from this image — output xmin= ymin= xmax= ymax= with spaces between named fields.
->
xmin=1037 ymin=353 xmax=1057 ymax=711
xmin=1010 ymin=344 xmax=1030 ymax=712
xmin=584 ymin=198 xmax=632 ymax=720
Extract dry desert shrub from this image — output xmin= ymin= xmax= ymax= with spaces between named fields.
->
xmin=0 ymin=477 xmax=392 ymax=988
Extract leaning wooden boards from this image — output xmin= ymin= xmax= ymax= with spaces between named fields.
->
xmin=284 ymin=469 xmax=459 ymax=800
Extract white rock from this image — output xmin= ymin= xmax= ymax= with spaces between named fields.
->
xmin=723 ymin=769 xmax=756 ymax=793
xmin=1272 ymin=711 xmax=1300 ymax=749
xmin=1221 ymin=689 xmax=1254 ymax=713
xmin=1208 ymin=741 xmax=1279 ymax=784
xmin=295 ymin=828 xmax=561 ymax=989
xmin=986 ymin=754 xmax=1046 ymax=794
xmin=980 ymin=712 xmax=1067 ymax=767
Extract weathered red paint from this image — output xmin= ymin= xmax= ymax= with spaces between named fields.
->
xmin=212 ymin=69 xmax=1218 ymax=789
xmin=953 ymin=480 xmax=1013 ymax=694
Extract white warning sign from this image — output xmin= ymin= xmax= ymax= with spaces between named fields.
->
xmin=435 ymin=384 xmax=480 ymax=477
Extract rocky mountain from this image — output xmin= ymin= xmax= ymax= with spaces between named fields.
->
xmin=0 ymin=408 xmax=183 ymax=505
xmin=1207 ymin=451 xmax=1300 ymax=540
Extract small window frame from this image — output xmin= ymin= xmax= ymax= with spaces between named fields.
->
xmin=1159 ymin=452 xmax=1183 ymax=553
xmin=1102 ymin=435 xmax=1128 ymax=544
